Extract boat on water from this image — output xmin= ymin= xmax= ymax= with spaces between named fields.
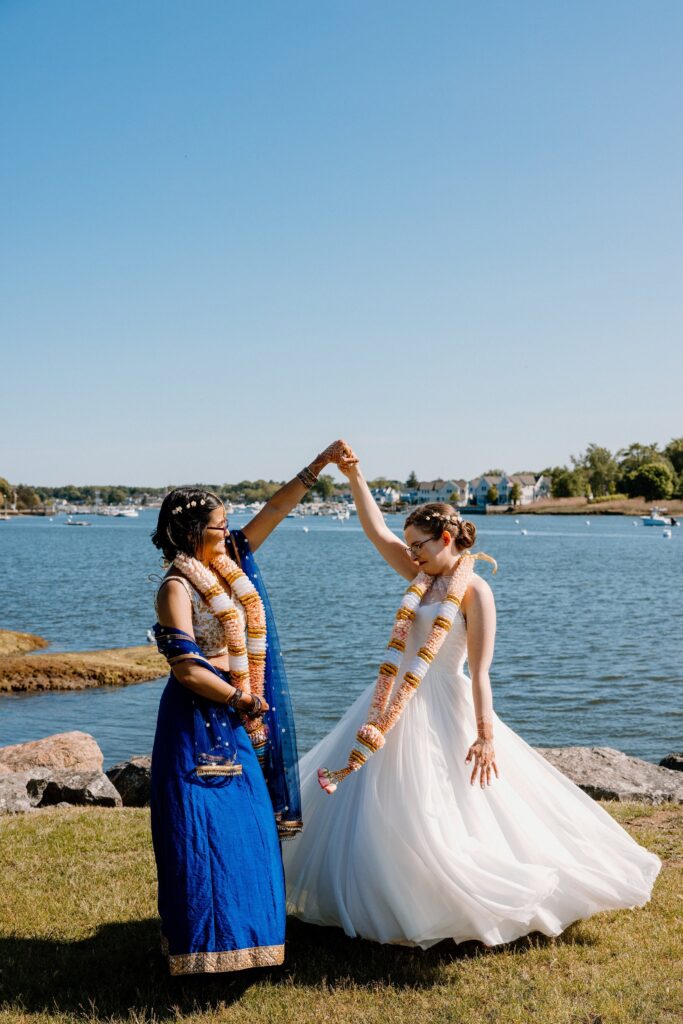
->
xmin=65 ymin=520 xmax=92 ymax=527
xmin=116 ymin=508 xmax=139 ymax=518
xmin=641 ymin=507 xmax=678 ymax=527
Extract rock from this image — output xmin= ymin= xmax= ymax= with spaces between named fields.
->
xmin=27 ymin=770 xmax=122 ymax=808
xmin=0 ymin=769 xmax=121 ymax=812
xmin=0 ymin=646 xmax=167 ymax=693
xmin=659 ymin=753 xmax=683 ymax=772
xmin=535 ymin=746 xmax=683 ymax=804
xmin=106 ymin=756 xmax=152 ymax=806
xmin=0 ymin=771 xmax=36 ymax=813
xmin=0 ymin=629 xmax=48 ymax=656
xmin=0 ymin=731 xmax=103 ymax=773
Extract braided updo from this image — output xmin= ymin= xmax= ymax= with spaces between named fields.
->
xmin=404 ymin=502 xmax=476 ymax=551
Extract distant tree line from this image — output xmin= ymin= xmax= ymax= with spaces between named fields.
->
xmin=544 ymin=438 xmax=683 ymax=502
xmin=3 ymin=436 xmax=682 ymax=509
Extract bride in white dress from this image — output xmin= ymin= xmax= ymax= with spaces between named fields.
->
xmin=283 ymin=457 xmax=661 ymax=949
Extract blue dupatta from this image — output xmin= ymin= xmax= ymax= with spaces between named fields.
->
xmin=154 ymin=529 xmax=302 ymax=839
xmin=229 ymin=529 xmax=302 ymax=839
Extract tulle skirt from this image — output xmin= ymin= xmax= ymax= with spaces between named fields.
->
xmin=283 ymin=668 xmax=661 ymax=948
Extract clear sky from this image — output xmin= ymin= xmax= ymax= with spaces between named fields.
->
xmin=1 ymin=0 xmax=681 ymax=487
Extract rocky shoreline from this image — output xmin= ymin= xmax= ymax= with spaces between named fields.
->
xmin=0 ymin=629 xmax=166 ymax=692
xmin=0 ymin=731 xmax=681 ymax=814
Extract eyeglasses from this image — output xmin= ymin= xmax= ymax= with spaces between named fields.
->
xmin=206 ymin=522 xmax=228 ymax=534
xmin=405 ymin=537 xmax=437 ymax=558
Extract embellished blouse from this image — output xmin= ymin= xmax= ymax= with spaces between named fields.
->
xmin=155 ymin=575 xmax=246 ymax=658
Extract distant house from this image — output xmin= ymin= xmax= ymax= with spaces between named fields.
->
xmin=413 ymin=479 xmax=464 ymax=505
xmin=371 ymin=486 xmax=401 ymax=505
xmin=471 ymin=472 xmax=553 ymax=506
xmin=534 ymin=475 xmax=552 ymax=500
xmin=469 ymin=475 xmax=503 ymax=506
xmin=499 ymin=474 xmax=536 ymax=505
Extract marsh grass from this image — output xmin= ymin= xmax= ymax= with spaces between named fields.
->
xmin=0 ymin=803 xmax=680 ymax=1024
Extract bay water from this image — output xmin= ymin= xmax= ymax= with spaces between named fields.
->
xmin=0 ymin=510 xmax=680 ymax=767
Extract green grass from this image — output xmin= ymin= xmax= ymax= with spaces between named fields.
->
xmin=0 ymin=803 xmax=680 ymax=1024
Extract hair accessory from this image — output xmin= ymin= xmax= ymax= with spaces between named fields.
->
xmin=172 ymin=506 xmax=183 ymax=515
xmin=200 ymin=499 xmax=206 ymax=505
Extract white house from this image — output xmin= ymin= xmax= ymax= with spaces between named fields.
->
xmin=469 ymin=475 xmax=503 ymax=506
xmin=499 ymin=474 xmax=536 ymax=505
xmin=413 ymin=479 xmax=464 ymax=505
xmin=534 ymin=475 xmax=552 ymax=500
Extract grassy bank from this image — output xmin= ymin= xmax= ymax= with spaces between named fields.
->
xmin=0 ymin=804 xmax=680 ymax=1024
xmin=0 ymin=644 xmax=166 ymax=693
xmin=488 ymin=496 xmax=683 ymax=516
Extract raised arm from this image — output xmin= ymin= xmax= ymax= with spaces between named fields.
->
xmin=340 ymin=461 xmax=418 ymax=581
xmin=241 ymin=440 xmax=355 ymax=552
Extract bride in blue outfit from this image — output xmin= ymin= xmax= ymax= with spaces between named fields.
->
xmin=150 ymin=441 xmax=352 ymax=975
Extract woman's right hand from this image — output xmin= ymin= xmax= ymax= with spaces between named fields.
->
xmin=237 ymin=693 xmax=269 ymax=716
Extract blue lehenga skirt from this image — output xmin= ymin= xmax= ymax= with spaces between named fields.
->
xmin=150 ymin=673 xmax=286 ymax=974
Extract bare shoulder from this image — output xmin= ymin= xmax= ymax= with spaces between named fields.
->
xmin=156 ymin=576 xmax=192 ymax=612
xmin=462 ymin=571 xmax=495 ymax=617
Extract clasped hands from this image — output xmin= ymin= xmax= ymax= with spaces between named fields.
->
xmin=312 ymin=440 xmax=359 ymax=475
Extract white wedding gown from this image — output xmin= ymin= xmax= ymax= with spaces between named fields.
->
xmin=283 ymin=592 xmax=662 ymax=948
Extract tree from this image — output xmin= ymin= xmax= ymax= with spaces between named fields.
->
xmin=624 ymin=462 xmax=675 ymax=501
xmin=573 ymin=444 xmax=618 ymax=497
xmin=312 ymin=474 xmax=336 ymax=500
xmin=105 ymin=487 xmax=129 ymax=505
xmin=509 ymin=482 xmax=521 ymax=506
xmin=616 ymin=443 xmax=666 ymax=493
xmin=0 ymin=477 xmax=11 ymax=500
xmin=663 ymin=437 xmax=683 ymax=476
xmin=486 ymin=485 xmax=499 ymax=505
xmin=406 ymin=471 xmax=419 ymax=489
xmin=550 ymin=466 xmax=587 ymax=498
xmin=15 ymin=484 xmax=40 ymax=509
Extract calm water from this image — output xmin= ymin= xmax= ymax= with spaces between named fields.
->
xmin=0 ymin=510 xmax=681 ymax=766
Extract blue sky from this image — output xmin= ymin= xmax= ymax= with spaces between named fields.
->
xmin=2 ymin=1 xmax=681 ymax=486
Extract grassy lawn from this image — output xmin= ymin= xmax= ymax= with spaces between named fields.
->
xmin=0 ymin=803 xmax=680 ymax=1024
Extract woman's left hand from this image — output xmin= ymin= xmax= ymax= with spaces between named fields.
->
xmin=465 ymin=738 xmax=499 ymax=789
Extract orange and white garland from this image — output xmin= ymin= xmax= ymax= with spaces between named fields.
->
xmin=173 ymin=552 xmax=268 ymax=750
xmin=318 ymin=551 xmax=497 ymax=794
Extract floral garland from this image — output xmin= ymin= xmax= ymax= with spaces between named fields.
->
xmin=173 ymin=552 xmax=269 ymax=752
xmin=318 ymin=551 xmax=497 ymax=794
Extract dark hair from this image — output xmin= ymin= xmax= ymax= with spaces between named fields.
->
xmin=151 ymin=488 xmax=224 ymax=562
xmin=404 ymin=502 xmax=476 ymax=551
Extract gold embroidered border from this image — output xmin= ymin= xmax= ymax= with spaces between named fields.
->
xmin=164 ymin=941 xmax=285 ymax=974
xmin=277 ymin=818 xmax=304 ymax=839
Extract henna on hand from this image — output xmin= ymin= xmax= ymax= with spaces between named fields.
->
xmin=313 ymin=439 xmax=358 ymax=471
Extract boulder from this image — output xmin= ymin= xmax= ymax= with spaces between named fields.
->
xmin=0 ymin=769 xmax=121 ymax=813
xmin=535 ymin=746 xmax=683 ymax=804
xmin=0 ymin=731 xmax=103 ymax=773
xmin=106 ymin=756 xmax=152 ymax=806
xmin=659 ymin=752 xmax=683 ymax=772
xmin=0 ymin=771 xmax=36 ymax=813
xmin=27 ymin=770 xmax=121 ymax=808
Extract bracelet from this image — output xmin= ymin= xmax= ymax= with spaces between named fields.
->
xmin=226 ymin=687 xmax=243 ymax=708
xmin=297 ymin=466 xmax=318 ymax=489
xmin=245 ymin=694 xmax=264 ymax=719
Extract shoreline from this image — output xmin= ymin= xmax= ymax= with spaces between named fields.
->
xmin=0 ymin=630 xmax=166 ymax=693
